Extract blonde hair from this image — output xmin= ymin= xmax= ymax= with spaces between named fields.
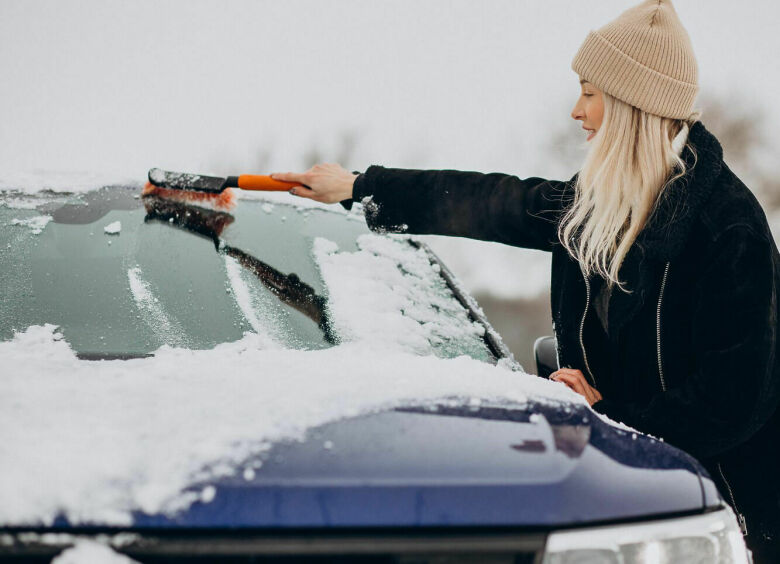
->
xmin=558 ymin=92 xmax=698 ymax=292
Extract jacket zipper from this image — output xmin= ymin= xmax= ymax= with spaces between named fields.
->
xmin=656 ymin=262 xmax=671 ymax=392
xmin=578 ymin=265 xmax=596 ymax=387
xmin=656 ymin=265 xmax=749 ymax=537
xmin=717 ymin=461 xmax=748 ymax=536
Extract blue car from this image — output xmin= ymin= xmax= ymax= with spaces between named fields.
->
xmin=0 ymin=184 xmax=750 ymax=562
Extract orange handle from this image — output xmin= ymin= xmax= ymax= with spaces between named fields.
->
xmin=237 ymin=175 xmax=304 ymax=191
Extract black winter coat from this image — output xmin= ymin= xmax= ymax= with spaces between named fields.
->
xmin=348 ymin=120 xmax=780 ymax=551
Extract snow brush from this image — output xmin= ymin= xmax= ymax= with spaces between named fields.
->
xmin=143 ymin=167 xmax=306 ymax=211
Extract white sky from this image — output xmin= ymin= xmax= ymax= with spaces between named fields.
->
xmin=1 ymin=0 xmax=778 ymax=181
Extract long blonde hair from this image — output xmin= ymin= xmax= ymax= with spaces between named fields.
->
xmin=558 ymin=92 xmax=698 ymax=292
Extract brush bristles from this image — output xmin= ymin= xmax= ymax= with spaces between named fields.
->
xmin=142 ymin=182 xmax=236 ymax=211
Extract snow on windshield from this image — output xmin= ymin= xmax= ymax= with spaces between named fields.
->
xmin=222 ymin=255 xmax=287 ymax=348
xmin=314 ymin=234 xmax=488 ymax=358
xmin=0 ymin=324 xmax=584 ymax=526
xmin=126 ymin=267 xmax=191 ymax=349
xmin=10 ymin=215 xmax=52 ymax=234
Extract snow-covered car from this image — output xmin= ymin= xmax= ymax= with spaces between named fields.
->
xmin=0 ymin=183 xmax=750 ymax=562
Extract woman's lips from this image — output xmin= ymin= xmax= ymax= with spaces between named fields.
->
xmin=584 ymin=128 xmax=596 ymax=141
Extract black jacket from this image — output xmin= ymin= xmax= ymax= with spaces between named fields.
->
xmin=349 ymin=120 xmax=780 ymax=546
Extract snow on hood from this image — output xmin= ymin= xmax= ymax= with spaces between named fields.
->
xmin=50 ymin=539 xmax=139 ymax=564
xmin=0 ymin=324 xmax=584 ymax=527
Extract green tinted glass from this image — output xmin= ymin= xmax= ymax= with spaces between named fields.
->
xmin=0 ymin=187 xmax=493 ymax=362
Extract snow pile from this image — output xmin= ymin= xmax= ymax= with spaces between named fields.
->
xmin=10 ymin=215 xmax=52 ymax=235
xmin=103 ymin=221 xmax=121 ymax=235
xmin=314 ymin=234 xmax=486 ymax=356
xmin=0 ymin=324 xmax=583 ymax=526
xmin=51 ymin=539 xmax=139 ymax=564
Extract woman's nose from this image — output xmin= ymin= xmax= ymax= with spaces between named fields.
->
xmin=571 ymin=105 xmax=583 ymax=121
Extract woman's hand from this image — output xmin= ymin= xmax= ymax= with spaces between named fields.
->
xmin=550 ymin=368 xmax=603 ymax=406
xmin=271 ymin=163 xmax=357 ymax=204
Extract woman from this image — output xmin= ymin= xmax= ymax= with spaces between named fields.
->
xmin=272 ymin=0 xmax=780 ymax=559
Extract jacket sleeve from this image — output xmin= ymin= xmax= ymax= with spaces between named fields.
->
xmin=591 ymin=225 xmax=779 ymax=460
xmin=349 ymin=165 xmax=574 ymax=252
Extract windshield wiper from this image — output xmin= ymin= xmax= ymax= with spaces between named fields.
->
xmin=76 ymin=352 xmax=153 ymax=361
xmin=141 ymin=196 xmax=337 ymax=344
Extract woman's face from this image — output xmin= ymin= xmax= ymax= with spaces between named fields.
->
xmin=571 ymin=78 xmax=604 ymax=142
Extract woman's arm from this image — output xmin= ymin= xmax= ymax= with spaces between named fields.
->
xmin=591 ymin=225 xmax=779 ymax=460
xmin=272 ymin=163 xmax=575 ymax=252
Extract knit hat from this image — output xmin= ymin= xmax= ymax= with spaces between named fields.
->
xmin=571 ymin=0 xmax=698 ymax=120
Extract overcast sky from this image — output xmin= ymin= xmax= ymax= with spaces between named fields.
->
xmin=1 ymin=0 xmax=778 ymax=181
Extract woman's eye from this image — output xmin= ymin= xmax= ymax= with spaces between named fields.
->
xmin=583 ymin=93 xmax=593 ymax=98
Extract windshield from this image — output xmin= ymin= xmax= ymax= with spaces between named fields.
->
xmin=0 ymin=186 xmax=494 ymax=362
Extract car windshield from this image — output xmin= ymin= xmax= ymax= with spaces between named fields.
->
xmin=0 ymin=186 xmax=494 ymax=362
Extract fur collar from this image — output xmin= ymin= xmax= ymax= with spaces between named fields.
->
xmin=637 ymin=120 xmax=724 ymax=262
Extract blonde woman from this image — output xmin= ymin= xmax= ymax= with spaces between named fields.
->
xmin=272 ymin=0 xmax=779 ymax=559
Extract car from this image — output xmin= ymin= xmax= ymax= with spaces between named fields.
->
xmin=0 ymin=182 xmax=751 ymax=563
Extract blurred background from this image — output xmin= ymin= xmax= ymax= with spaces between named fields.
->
xmin=1 ymin=0 xmax=778 ymax=371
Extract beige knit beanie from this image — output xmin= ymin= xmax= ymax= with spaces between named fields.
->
xmin=571 ymin=0 xmax=698 ymax=120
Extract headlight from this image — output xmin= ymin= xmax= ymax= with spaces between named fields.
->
xmin=542 ymin=507 xmax=750 ymax=564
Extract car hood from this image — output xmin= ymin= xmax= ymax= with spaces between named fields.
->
xmin=85 ymin=401 xmax=713 ymax=529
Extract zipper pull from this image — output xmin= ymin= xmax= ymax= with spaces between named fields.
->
xmin=737 ymin=512 xmax=748 ymax=537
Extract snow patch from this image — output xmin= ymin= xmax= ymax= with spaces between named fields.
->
xmin=222 ymin=255 xmax=280 ymax=348
xmin=103 ymin=221 xmax=121 ymax=235
xmin=313 ymin=234 xmax=486 ymax=356
xmin=0 ymin=324 xmax=583 ymax=526
xmin=10 ymin=215 xmax=52 ymax=235
xmin=126 ymin=267 xmax=188 ymax=348
xmin=51 ymin=539 xmax=139 ymax=564
xmin=0 ymin=194 xmax=60 ymax=210
xmin=148 ymin=168 xmax=166 ymax=184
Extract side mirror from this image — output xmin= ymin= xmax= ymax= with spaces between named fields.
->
xmin=534 ymin=335 xmax=559 ymax=379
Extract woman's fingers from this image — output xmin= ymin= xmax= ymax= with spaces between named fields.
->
xmin=272 ymin=163 xmax=356 ymax=204
xmin=288 ymin=185 xmax=317 ymax=199
xmin=554 ymin=368 xmax=585 ymax=377
xmin=552 ymin=372 xmax=588 ymax=397
xmin=271 ymin=171 xmax=309 ymax=184
xmin=550 ymin=370 xmax=600 ymax=405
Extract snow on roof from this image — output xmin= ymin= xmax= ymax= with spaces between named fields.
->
xmin=0 ymin=171 xmax=140 ymax=194
xmin=0 ymin=324 xmax=584 ymax=526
